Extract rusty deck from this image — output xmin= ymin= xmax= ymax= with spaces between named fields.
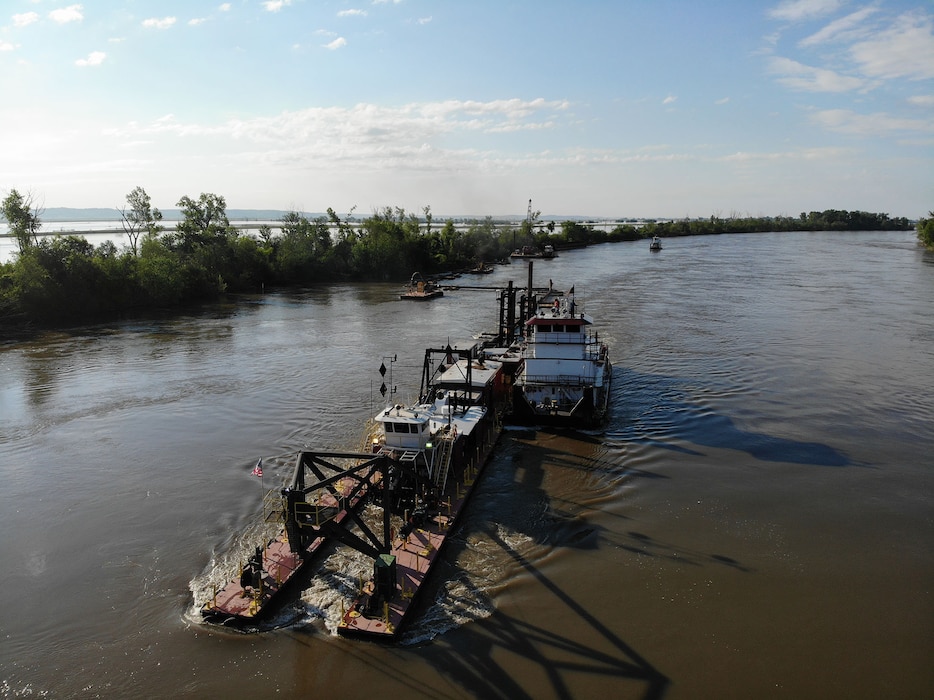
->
xmin=337 ymin=435 xmax=496 ymax=641
xmin=202 ymin=473 xmax=375 ymax=623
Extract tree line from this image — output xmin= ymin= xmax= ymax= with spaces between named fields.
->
xmin=0 ymin=186 xmax=920 ymax=326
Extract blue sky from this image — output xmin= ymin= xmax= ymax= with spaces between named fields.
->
xmin=1 ymin=0 xmax=931 ymax=219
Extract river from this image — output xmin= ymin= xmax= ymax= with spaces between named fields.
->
xmin=1 ymin=231 xmax=931 ymax=699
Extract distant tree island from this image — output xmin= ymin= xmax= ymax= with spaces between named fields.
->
xmin=0 ymin=186 xmax=924 ymax=329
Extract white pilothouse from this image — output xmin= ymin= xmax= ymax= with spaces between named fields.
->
xmin=511 ymin=288 xmax=611 ymax=427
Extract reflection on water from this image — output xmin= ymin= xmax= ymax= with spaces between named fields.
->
xmin=0 ymin=231 xmax=932 ymax=698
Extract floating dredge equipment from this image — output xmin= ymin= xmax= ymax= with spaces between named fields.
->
xmin=337 ymin=343 xmax=505 ymax=641
xmin=199 ymin=260 xmax=609 ymax=638
xmin=200 ymin=451 xmax=383 ymax=625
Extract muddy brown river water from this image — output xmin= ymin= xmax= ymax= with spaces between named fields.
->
xmin=1 ymin=230 xmax=931 ymax=698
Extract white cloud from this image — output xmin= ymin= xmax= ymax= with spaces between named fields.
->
xmin=105 ymin=100 xmax=571 ymax=168
xmin=13 ymin=12 xmax=40 ymax=27
xmin=189 ymin=18 xmax=207 ymax=26
xmin=142 ymin=17 xmax=177 ymax=30
xmin=721 ymin=146 xmax=849 ymax=163
xmin=715 ymin=97 xmax=730 ymax=105
xmin=799 ymin=6 xmax=877 ymax=47
xmin=325 ymin=37 xmax=347 ymax=50
xmin=417 ymin=17 xmax=432 ymax=25
xmin=338 ymin=9 xmax=367 ymax=18
xmin=811 ymin=108 xmax=934 ymax=135
xmin=219 ymin=3 xmax=231 ymax=10
xmin=907 ymin=94 xmax=934 ymax=107
xmin=768 ymin=0 xmax=843 ymax=22
xmin=75 ymin=51 xmax=106 ymax=67
xmin=49 ymin=4 xmax=84 ymax=24
xmin=262 ymin=0 xmax=292 ymax=12
xmin=768 ymin=56 xmax=866 ymax=92
xmin=663 ymin=95 xmax=677 ymax=105
xmin=848 ymin=11 xmax=934 ymax=80
xmin=0 ymin=41 xmax=16 ymax=52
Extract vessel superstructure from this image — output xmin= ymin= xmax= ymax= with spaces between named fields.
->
xmin=336 ymin=343 xmax=505 ymax=640
xmin=510 ymin=287 xmax=611 ymax=427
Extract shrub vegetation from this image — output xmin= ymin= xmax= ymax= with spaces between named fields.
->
xmin=0 ymin=186 xmax=917 ymax=327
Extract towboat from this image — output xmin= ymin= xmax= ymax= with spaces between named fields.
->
xmin=649 ymin=236 xmax=662 ymax=251
xmin=509 ymin=287 xmax=612 ymax=428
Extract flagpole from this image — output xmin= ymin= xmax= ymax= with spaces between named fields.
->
xmin=252 ymin=457 xmax=265 ymax=514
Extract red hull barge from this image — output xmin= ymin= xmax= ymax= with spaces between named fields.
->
xmin=337 ymin=391 xmax=501 ymax=641
xmin=328 ymin=342 xmax=506 ymax=641
xmin=201 ymin=454 xmax=379 ymax=625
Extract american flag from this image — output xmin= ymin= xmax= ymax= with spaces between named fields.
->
xmin=251 ymin=458 xmax=263 ymax=478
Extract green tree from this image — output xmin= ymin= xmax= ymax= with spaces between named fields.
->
xmin=120 ymin=186 xmax=163 ymax=256
xmin=917 ymin=212 xmax=934 ymax=250
xmin=277 ymin=211 xmax=326 ymax=282
xmin=1 ymin=189 xmax=42 ymax=256
xmin=138 ymin=235 xmax=185 ymax=306
xmin=257 ymin=224 xmax=273 ymax=247
xmin=15 ymin=236 xmax=106 ymax=320
xmin=174 ymin=193 xmax=230 ymax=253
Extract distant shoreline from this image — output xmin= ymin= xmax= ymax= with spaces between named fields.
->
xmin=2 ymin=207 xmax=778 ymax=227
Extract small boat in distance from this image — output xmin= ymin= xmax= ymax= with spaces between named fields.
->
xmin=400 ymin=272 xmax=443 ymax=300
xmin=466 ymin=261 xmax=495 ymax=274
xmin=649 ymin=236 xmax=663 ymax=252
xmin=510 ymin=245 xmax=555 ymax=259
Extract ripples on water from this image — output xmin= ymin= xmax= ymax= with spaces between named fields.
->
xmin=1 ymin=231 xmax=932 ymax=697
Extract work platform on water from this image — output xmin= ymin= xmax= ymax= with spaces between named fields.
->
xmin=198 ymin=260 xmax=611 ymax=639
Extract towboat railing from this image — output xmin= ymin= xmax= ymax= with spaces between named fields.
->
xmin=519 ymin=374 xmax=597 ymax=388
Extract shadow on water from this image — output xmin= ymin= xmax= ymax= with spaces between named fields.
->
xmin=497 ymin=431 xmax=753 ymax=572
xmin=270 ymin=430 xmax=756 ymax=697
xmin=421 ymin=527 xmax=671 ymax=700
xmin=611 ymin=367 xmax=851 ymax=467
xmin=388 ymin=429 xmax=759 ymax=698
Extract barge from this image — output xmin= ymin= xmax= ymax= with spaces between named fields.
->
xmin=400 ymin=272 xmax=444 ymax=300
xmin=200 ymin=453 xmax=380 ymax=625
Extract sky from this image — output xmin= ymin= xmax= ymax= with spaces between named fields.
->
xmin=0 ymin=0 xmax=932 ymax=220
